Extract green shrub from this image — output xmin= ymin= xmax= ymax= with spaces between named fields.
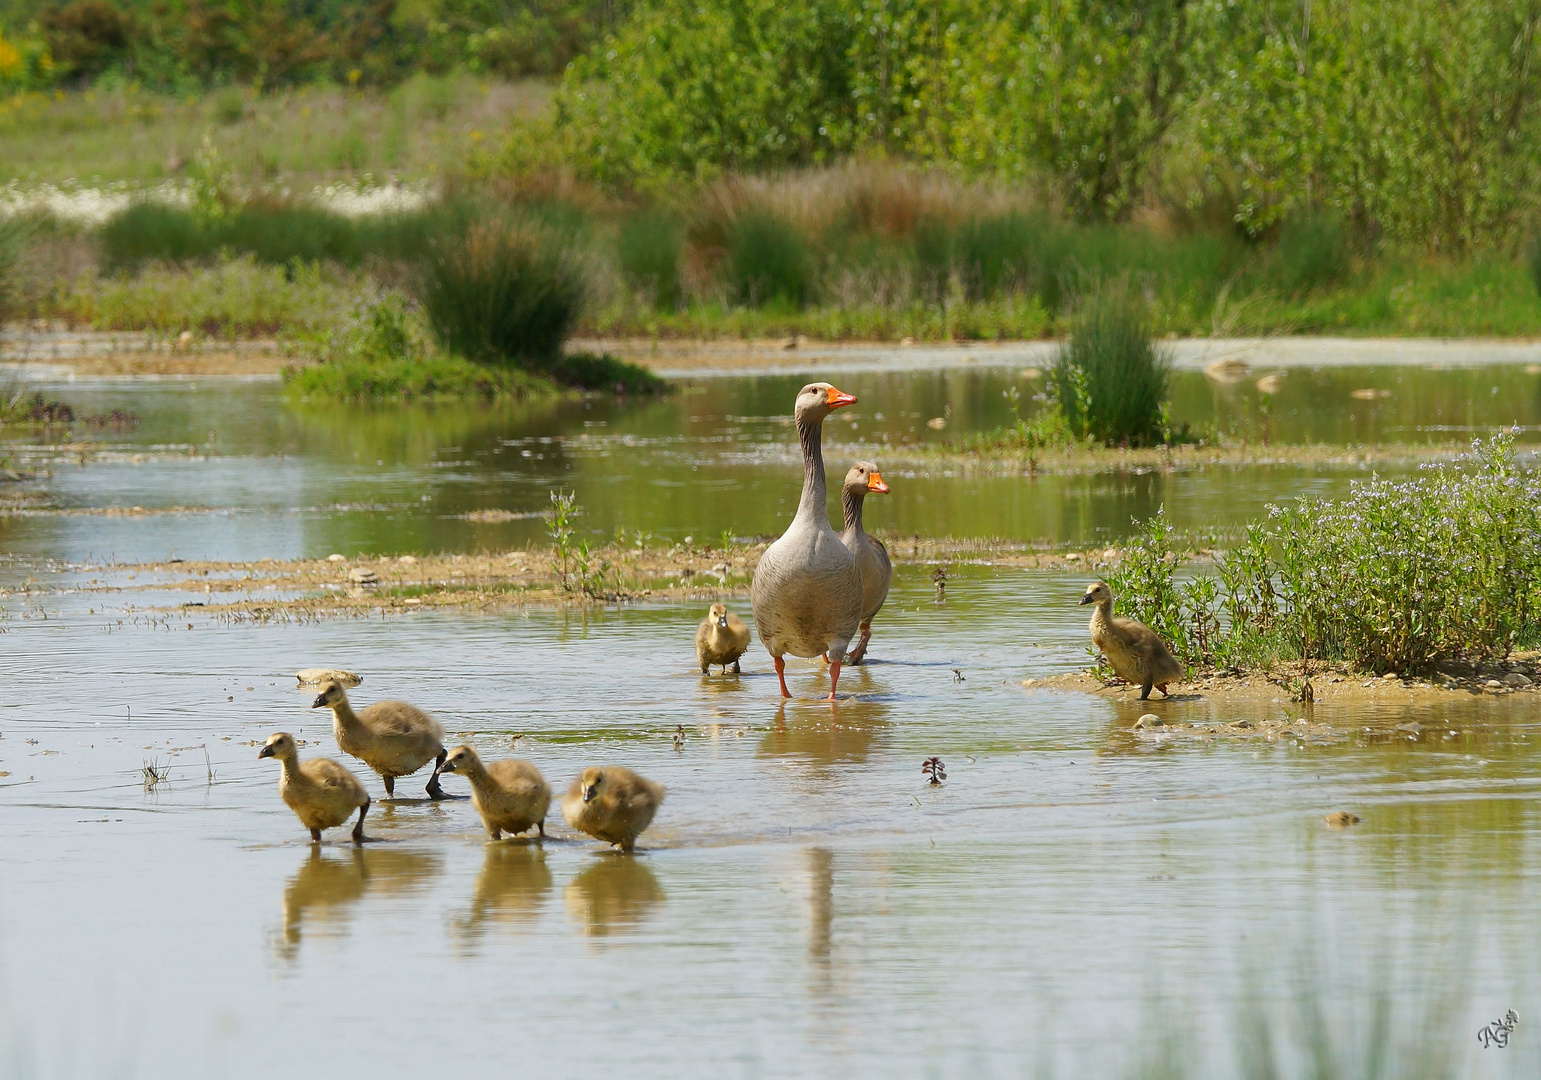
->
xmin=1053 ymin=280 xmax=1170 ymax=446
xmin=417 ymin=220 xmax=586 ymax=368
xmin=617 ymin=209 xmax=684 ymax=310
xmin=1110 ymin=434 xmax=1541 ymax=674
xmin=1270 ymin=212 xmax=1350 ymax=294
xmin=728 ymin=211 xmax=811 ymax=308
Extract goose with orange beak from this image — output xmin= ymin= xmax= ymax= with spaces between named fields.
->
xmin=750 ymin=383 xmax=864 ymax=699
xmin=839 ymin=461 xmax=892 ymax=664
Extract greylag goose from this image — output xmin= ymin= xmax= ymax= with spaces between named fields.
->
xmin=435 ymin=744 xmax=551 ymax=839
xmin=258 ymin=732 xmax=371 ymax=843
xmin=750 ymin=382 xmax=864 ymax=698
xmin=312 ymin=679 xmax=448 ymax=799
xmin=561 ymin=766 xmax=666 ymax=853
xmin=1080 ymin=581 xmax=1183 ymax=699
xmin=696 ymin=603 xmax=751 ymax=673
xmin=839 ymin=461 xmax=891 ymax=664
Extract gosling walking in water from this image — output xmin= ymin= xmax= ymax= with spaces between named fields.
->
xmin=696 ymin=603 xmax=751 ymax=674
xmin=258 ymin=732 xmax=370 ymax=843
xmin=435 ymin=745 xmax=551 ymax=840
xmin=561 ymin=766 xmax=665 ymax=854
xmin=1080 ymin=581 xmax=1183 ymax=700
xmin=311 ymin=679 xmax=448 ymax=800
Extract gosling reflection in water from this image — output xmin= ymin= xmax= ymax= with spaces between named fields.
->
xmin=807 ymin=847 xmax=835 ymax=998
xmin=563 ymin=858 xmax=666 ymax=937
xmin=272 ymin=846 xmax=442 ymax=962
xmin=450 ymin=843 xmax=554 ymax=949
xmin=757 ymin=700 xmax=891 ymax=765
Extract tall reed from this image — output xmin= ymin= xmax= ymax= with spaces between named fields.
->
xmin=1053 ymin=279 xmax=1171 ymax=446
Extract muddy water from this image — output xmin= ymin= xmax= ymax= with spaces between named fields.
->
xmin=2 ymin=362 xmax=1541 ymax=1077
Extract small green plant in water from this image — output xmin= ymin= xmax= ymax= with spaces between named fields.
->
xmin=1053 ymin=278 xmax=1171 ymax=447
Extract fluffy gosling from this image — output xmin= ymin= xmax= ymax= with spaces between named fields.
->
xmin=561 ymin=766 xmax=666 ymax=854
xmin=311 ymin=679 xmax=448 ymax=799
xmin=696 ymin=603 xmax=751 ymax=674
xmin=1080 ymin=581 xmax=1183 ymax=700
xmin=259 ymin=732 xmax=370 ymax=843
xmin=435 ymin=744 xmax=551 ymax=840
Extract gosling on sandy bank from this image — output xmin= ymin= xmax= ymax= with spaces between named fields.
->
xmin=311 ymin=679 xmax=448 ymax=799
xmin=561 ymin=766 xmax=665 ymax=854
xmin=435 ymin=744 xmax=551 ymax=840
xmin=1080 ymin=581 xmax=1183 ymax=700
xmin=696 ymin=603 xmax=751 ymax=674
xmin=258 ymin=732 xmax=370 ymax=843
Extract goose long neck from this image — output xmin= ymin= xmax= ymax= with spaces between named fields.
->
xmin=794 ymin=414 xmax=829 ymax=525
xmin=279 ymin=752 xmax=304 ymax=784
xmin=1097 ymin=597 xmax=1115 ymax=621
xmin=842 ymin=486 xmax=865 ymax=534
xmin=330 ymin=700 xmax=361 ymax=732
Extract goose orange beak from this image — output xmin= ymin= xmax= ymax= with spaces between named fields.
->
xmin=825 ymin=386 xmax=857 ymax=410
xmin=867 ymin=471 xmax=889 ymax=494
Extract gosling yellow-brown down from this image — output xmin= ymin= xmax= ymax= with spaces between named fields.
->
xmin=561 ymin=766 xmax=666 ymax=854
xmin=258 ymin=732 xmax=370 ymax=843
xmin=311 ymin=679 xmax=448 ymax=799
xmin=1080 ymin=581 xmax=1183 ymax=700
xmin=696 ymin=603 xmax=751 ymax=674
xmin=435 ymin=744 xmax=551 ymax=840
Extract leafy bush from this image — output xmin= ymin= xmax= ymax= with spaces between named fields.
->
xmin=1052 ymin=280 xmax=1170 ymax=446
xmin=548 ymin=351 xmax=667 ymax=395
xmin=1110 ymin=434 xmax=1541 ymax=674
xmin=617 ymin=209 xmax=684 ymax=310
xmin=728 ymin=211 xmax=811 ymax=308
xmin=417 ymin=220 xmax=586 ymax=368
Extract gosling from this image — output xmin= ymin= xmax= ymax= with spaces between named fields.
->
xmin=1080 ymin=581 xmax=1183 ymax=700
xmin=311 ymin=679 xmax=448 ymax=799
xmin=258 ymin=732 xmax=370 ymax=843
xmin=435 ymin=744 xmax=551 ymax=840
xmin=696 ymin=603 xmax=751 ymax=674
xmin=561 ymin=766 xmax=666 ymax=854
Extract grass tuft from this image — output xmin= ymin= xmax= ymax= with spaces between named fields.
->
xmin=617 ymin=208 xmax=684 ymax=310
xmin=727 ymin=211 xmax=811 ymax=308
xmin=1053 ymin=278 xmax=1171 ymax=446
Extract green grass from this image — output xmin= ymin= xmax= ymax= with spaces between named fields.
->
xmin=283 ymin=352 xmax=559 ymax=402
xmin=727 ymin=211 xmax=812 ymax=308
xmin=616 ymin=207 xmax=684 ymax=310
xmin=1053 ymin=279 xmax=1171 ymax=446
xmin=417 ymin=220 xmax=586 ymax=368
xmin=0 ymin=77 xmax=550 ymax=186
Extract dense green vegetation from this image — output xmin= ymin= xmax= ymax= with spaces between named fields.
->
xmin=1110 ymin=435 xmax=1541 ymax=675
xmin=0 ymin=0 xmax=631 ymax=90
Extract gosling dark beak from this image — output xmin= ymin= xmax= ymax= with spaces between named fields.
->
xmin=825 ymin=386 xmax=857 ymax=410
xmin=867 ymin=471 xmax=890 ymax=494
xmin=717 ymin=615 xmax=729 ymax=628
xmin=258 ymin=745 xmax=274 ymax=759
xmin=1079 ymin=594 xmax=1094 ymax=606
xmin=582 ymin=787 xmax=597 ymax=803
xmin=311 ymin=694 xmax=328 ymax=709
xmin=435 ymin=761 xmax=455 ymax=776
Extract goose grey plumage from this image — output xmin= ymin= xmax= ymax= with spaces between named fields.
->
xmin=840 ymin=461 xmax=891 ymax=664
xmin=749 ymin=382 xmax=864 ymax=699
xmin=1080 ymin=581 xmax=1183 ymax=700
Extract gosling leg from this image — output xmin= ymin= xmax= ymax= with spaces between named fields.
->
xmin=383 ymin=774 xmax=395 ymax=798
xmin=351 ymin=799 xmax=369 ymax=844
xmin=537 ymin=820 xmax=545 ymax=838
xmin=827 ymin=658 xmax=844 ymax=701
xmin=774 ymin=655 xmax=791 ymax=698
xmin=310 ymin=828 xmax=322 ymax=843
xmin=732 ymin=660 xmax=741 ymax=674
xmin=1140 ymin=678 xmax=1154 ymax=701
xmin=1156 ymin=682 xmax=1171 ymax=697
xmin=489 ymin=827 xmax=501 ymax=841
xmin=426 ymin=750 xmax=449 ymax=800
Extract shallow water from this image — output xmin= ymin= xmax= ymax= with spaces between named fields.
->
xmin=4 ymin=359 xmax=1541 ymax=1077
xmin=5 ymin=362 xmax=1541 ymax=565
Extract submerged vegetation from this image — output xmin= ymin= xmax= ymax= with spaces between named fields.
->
xmin=1110 ymin=435 xmax=1541 ymax=675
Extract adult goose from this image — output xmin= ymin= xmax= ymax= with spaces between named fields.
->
xmin=839 ymin=461 xmax=891 ymax=664
xmin=750 ymin=382 xmax=863 ymax=699
xmin=1080 ymin=581 xmax=1183 ymax=700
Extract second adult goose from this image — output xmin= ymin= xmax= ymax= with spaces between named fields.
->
xmin=312 ymin=679 xmax=448 ymax=799
xmin=749 ymin=382 xmax=864 ymax=699
xmin=839 ymin=461 xmax=891 ymax=664
xmin=1080 ymin=581 xmax=1183 ymax=700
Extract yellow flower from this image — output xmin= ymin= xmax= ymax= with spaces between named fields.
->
xmin=0 ymin=34 xmax=22 ymax=78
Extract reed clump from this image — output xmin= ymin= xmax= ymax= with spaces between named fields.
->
xmin=1109 ymin=433 xmax=1541 ymax=675
xmin=1052 ymin=279 xmax=1172 ymax=447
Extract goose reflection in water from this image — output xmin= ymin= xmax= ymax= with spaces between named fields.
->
xmin=271 ymin=846 xmax=442 ymax=961
xmin=563 ymin=857 xmax=666 ymax=937
xmin=449 ymin=842 xmax=554 ymax=952
xmin=757 ymin=698 xmax=892 ymax=767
